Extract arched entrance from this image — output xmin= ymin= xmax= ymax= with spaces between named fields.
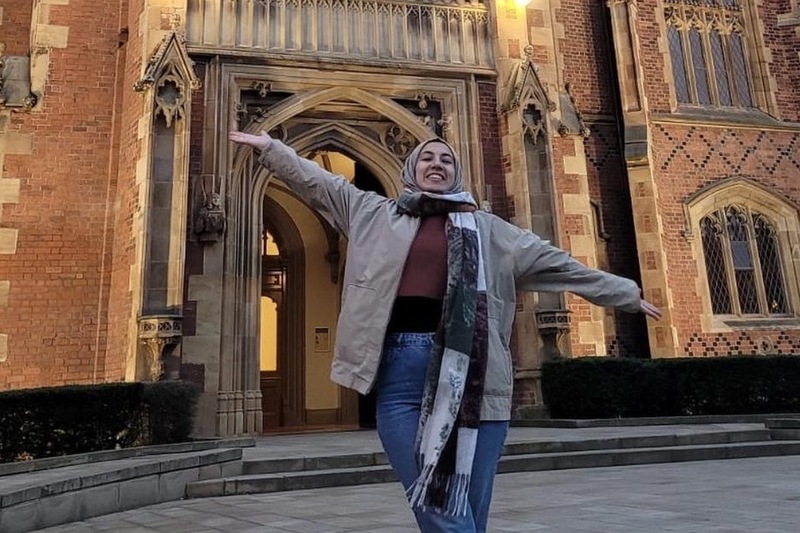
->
xmin=219 ymin=77 xmax=466 ymax=435
xmin=256 ymin=148 xmax=388 ymax=432
xmin=258 ymin=196 xmax=305 ymax=430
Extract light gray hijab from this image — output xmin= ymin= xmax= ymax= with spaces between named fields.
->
xmin=400 ymin=138 xmax=465 ymax=194
xmin=397 ymin=138 xmax=476 ymax=213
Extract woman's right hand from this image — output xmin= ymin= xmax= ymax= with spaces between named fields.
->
xmin=229 ymin=130 xmax=272 ymax=151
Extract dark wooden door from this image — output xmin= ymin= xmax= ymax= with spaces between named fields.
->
xmin=261 ymin=261 xmax=286 ymax=431
xmin=260 ymin=372 xmax=282 ymax=427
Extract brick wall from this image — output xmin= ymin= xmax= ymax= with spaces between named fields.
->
xmin=478 ymin=81 xmax=509 ymax=221
xmin=0 ymin=0 xmax=122 ymax=389
xmin=651 ymin=125 xmax=800 ymax=353
xmin=584 ymin=123 xmax=650 ymax=357
xmin=104 ymin=0 xmax=147 ymax=382
xmin=759 ymin=2 xmax=800 ymax=121
xmin=555 ymin=0 xmax=618 ymax=115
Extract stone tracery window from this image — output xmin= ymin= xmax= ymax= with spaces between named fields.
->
xmin=700 ymin=205 xmax=789 ymax=316
xmin=665 ymin=0 xmax=754 ymax=108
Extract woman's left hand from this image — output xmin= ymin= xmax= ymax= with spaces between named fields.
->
xmin=640 ymin=298 xmax=662 ymax=320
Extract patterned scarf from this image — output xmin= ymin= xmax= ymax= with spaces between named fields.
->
xmin=395 ymin=139 xmax=489 ymax=516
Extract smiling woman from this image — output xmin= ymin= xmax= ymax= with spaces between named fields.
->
xmin=413 ymin=141 xmax=457 ymax=193
xmin=228 ymin=129 xmax=660 ymax=533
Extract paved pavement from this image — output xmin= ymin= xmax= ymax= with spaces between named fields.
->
xmin=40 ymin=454 xmax=800 ymax=532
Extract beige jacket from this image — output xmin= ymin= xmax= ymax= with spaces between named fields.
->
xmin=259 ymin=140 xmax=642 ymax=420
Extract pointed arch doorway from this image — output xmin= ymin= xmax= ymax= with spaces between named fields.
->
xmin=219 ymin=74 xmax=466 ymax=436
xmin=258 ymin=148 xmax=388 ymax=432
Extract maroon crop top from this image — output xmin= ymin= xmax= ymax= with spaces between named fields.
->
xmin=386 ymin=215 xmax=448 ymax=333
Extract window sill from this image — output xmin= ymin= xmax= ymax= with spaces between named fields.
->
xmin=651 ymin=107 xmax=800 ymax=132
xmin=711 ymin=316 xmax=800 ymax=331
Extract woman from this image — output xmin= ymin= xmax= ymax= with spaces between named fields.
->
xmin=229 ymin=130 xmax=662 ymax=532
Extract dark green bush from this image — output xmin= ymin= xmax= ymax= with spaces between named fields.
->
xmin=542 ymin=355 xmax=800 ymax=419
xmin=0 ymin=381 xmax=198 ymax=463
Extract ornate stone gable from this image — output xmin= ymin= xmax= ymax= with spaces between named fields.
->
xmin=134 ymin=28 xmax=201 ymax=127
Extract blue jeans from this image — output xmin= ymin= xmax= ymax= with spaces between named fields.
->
xmin=376 ymin=333 xmax=509 ymax=533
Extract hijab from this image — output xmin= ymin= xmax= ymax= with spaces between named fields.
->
xmin=396 ymin=138 xmax=477 ymax=214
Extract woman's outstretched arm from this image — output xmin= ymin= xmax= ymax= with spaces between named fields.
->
xmin=229 ymin=130 xmax=373 ymax=238
xmin=505 ymin=223 xmax=661 ymax=319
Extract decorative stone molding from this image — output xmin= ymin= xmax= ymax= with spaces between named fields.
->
xmin=137 ymin=315 xmax=183 ymax=381
xmin=382 ymin=125 xmax=416 ymax=158
xmin=0 ymin=43 xmax=37 ymax=111
xmin=186 ymin=0 xmax=494 ymax=72
xmin=522 ymin=107 xmax=546 ymax=143
xmin=154 ymin=70 xmax=188 ymax=128
xmin=134 ymin=29 xmax=201 ymax=107
xmin=502 ymin=55 xmax=556 ymax=115
xmin=556 ymin=83 xmax=591 ymax=139
xmin=193 ymin=192 xmax=226 ymax=243
xmin=681 ymin=176 xmax=800 ymax=242
xmin=535 ymin=309 xmax=571 ymax=360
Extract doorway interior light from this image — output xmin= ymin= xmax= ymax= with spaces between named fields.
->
xmin=515 ymin=0 xmax=532 ymax=7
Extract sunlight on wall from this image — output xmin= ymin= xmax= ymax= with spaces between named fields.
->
xmin=260 ymin=296 xmax=278 ymax=371
xmin=312 ymin=151 xmax=356 ymax=180
xmin=262 ymin=231 xmax=280 ymax=256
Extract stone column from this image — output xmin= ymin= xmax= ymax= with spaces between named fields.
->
xmin=607 ymin=0 xmax=678 ymax=356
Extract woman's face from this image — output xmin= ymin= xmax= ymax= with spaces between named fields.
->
xmin=414 ymin=141 xmax=457 ymax=193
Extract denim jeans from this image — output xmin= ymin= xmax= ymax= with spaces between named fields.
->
xmin=376 ymin=332 xmax=509 ymax=533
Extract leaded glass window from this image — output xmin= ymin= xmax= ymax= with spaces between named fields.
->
xmin=664 ymin=0 xmax=754 ymax=108
xmin=700 ymin=206 xmax=789 ymax=316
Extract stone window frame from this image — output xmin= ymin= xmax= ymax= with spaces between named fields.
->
xmin=659 ymin=0 xmax=777 ymax=117
xmin=684 ymin=177 xmax=800 ymax=332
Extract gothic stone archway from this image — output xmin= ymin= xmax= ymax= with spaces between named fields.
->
xmin=216 ymin=79 xmax=444 ymax=434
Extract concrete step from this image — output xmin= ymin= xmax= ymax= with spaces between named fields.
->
xmin=187 ymin=465 xmax=397 ymax=498
xmin=0 ymin=448 xmax=244 ymax=533
xmin=497 ymin=440 xmax=800 ymax=473
xmin=239 ymin=429 xmax=770 ymax=475
xmin=765 ymin=418 xmax=800 ymax=440
xmin=186 ymin=439 xmax=800 ymax=499
xmin=765 ymin=418 xmax=800 ymax=428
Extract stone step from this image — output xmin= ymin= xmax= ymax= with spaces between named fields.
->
xmin=239 ymin=429 xmax=770 ymax=475
xmin=187 ymin=465 xmax=397 ymax=498
xmin=186 ymin=439 xmax=800 ymax=498
xmin=497 ymin=440 xmax=800 ymax=473
xmin=765 ymin=418 xmax=800 ymax=429
xmin=764 ymin=418 xmax=800 ymax=440
xmin=0 ymin=448 xmax=244 ymax=533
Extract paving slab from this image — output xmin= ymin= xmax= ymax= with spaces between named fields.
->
xmin=37 ymin=454 xmax=800 ymax=532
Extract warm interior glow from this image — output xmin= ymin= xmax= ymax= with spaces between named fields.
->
xmin=260 ymin=296 xmax=278 ymax=371
xmin=312 ymin=151 xmax=356 ymax=181
xmin=262 ymin=231 xmax=280 ymax=256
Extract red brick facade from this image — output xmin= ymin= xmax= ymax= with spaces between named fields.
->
xmin=478 ymin=81 xmax=510 ymax=221
xmin=0 ymin=1 xmax=122 ymax=388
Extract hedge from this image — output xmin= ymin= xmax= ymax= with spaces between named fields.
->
xmin=0 ymin=381 xmax=199 ymax=463
xmin=541 ymin=355 xmax=800 ymax=419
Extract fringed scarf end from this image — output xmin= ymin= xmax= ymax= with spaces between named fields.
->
xmin=407 ymin=468 xmax=472 ymax=518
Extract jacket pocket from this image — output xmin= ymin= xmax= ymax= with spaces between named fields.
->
xmin=337 ymin=284 xmax=381 ymax=365
xmin=484 ymin=315 xmax=513 ymax=398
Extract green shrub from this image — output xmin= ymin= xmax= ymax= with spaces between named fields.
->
xmin=0 ymin=381 xmax=198 ymax=463
xmin=541 ymin=355 xmax=800 ymax=419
